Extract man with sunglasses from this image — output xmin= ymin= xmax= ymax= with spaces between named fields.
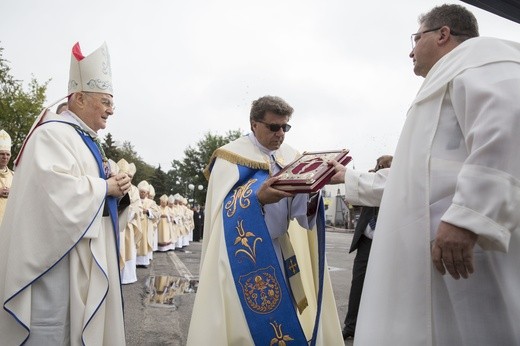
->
xmin=330 ymin=4 xmax=520 ymax=345
xmin=0 ymin=42 xmax=129 ymax=345
xmin=188 ymin=96 xmax=343 ymax=345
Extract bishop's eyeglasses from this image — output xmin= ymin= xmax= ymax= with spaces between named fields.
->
xmin=83 ymin=92 xmax=116 ymax=110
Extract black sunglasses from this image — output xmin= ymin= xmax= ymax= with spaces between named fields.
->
xmin=257 ymin=120 xmax=292 ymax=133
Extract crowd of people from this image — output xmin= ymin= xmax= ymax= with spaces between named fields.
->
xmin=0 ymin=3 xmax=519 ymax=345
xmin=113 ymin=158 xmax=203 ymax=285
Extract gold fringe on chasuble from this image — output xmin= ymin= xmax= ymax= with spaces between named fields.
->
xmin=204 ymin=148 xmax=270 ymax=180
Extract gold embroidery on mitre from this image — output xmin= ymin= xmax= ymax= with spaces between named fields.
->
xmin=240 ymin=267 xmax=281 ymax=314
xmin=233 ymin=219 xmax=263 ymax=264
xmin=225 ymin=178 xmax=256 ymax=217
xmin=270 ymin=321 xmax=294 ymax=346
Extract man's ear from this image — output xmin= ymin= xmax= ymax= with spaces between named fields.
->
xmin=70 ymin=93 xmax=93 ymax=116
xmin=69 ymin=92 xmax=80 ymax=108
xmin=438 ymin=26 xmax=451 ymax=46
xmin=77 ymin=92 xmax=87 ymax=106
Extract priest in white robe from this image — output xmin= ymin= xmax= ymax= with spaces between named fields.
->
xmin=157 ymin=194 xmax=175 ymax=252
xmin=0 ymin=129 xmax=14 ymax=225
xmin=330 ymin=5 xmax=520 ymax=345
xmin=136 ymin=180 xmax=156 ymax=266
xmin=148 ymin=184 xmax=160 ymax=252
xmin=119 ymin=160 xmax=141 ymax=284
xmin=167 ymin=195 xmax=180 ymax=248
xmin=0 ymin=42 xmax=130 ymax=345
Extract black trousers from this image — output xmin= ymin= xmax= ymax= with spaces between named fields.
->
xmin=343 ymin=234 xmax=372 ymax=334
xmin=193 ymin=225 xmax=201 ymax=242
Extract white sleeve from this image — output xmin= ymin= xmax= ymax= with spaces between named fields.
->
xmin=441 ymin=62 xmax=520 ymax=251
xmin=344 ymin=168 xmax=388 ymax=206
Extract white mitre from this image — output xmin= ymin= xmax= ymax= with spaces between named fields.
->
xmin=117 ymin=158 xmax=130 ymax=174
xmin=108 ymin=159 xmax=119 ymax=175
xmin=128 ymin=163 xmax=136 ymax=177
xmin=173 ymin=193 xmax=183 ymax=202
xmin=0 ymin=130 xmax=12 ymax=152
xmin=68 ymin=42 xmax=113 ymax=96
xmin=137 ymin=180 xmax=150 ymax=192
xmin=149 ymin=185 xmax=156 ymax=198
xmin=14 ymin=42 xmax=113 ymax=168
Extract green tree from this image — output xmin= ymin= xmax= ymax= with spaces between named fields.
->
xmin=149 ymin=165 xmax=170 ymax=200
xmin=102 ymin=133 xmax=122 ymax=163
xmin=0 ymin=46 xmax=49 ymax=164
xmin=168 ymin=129 xmax=242 ymax=206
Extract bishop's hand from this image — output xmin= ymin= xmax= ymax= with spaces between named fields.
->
xmin=107 ymin=172 xmax=131 ymax=197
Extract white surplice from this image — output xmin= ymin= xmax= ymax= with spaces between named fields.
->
xmin=354 ymin=37 xmax=520 ymax=346
xmin=0 ymin=167 xmax=14 ymax=224
xmin=0 ymin=110 xmax=125 ymax=345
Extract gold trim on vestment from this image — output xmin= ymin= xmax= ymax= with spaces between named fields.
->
xmin=270 ymin=321 xmax=294 ymax=344
xmin=232 ymin=219 xmax=263 ymax=264
xmin=204 ymin=148 xmax=270 ymax=180
xmin=224 ymin=179 xmax=256 ymax=217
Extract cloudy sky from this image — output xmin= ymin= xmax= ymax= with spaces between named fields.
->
xmin=1 ymin=0 xmax=519 ymax=171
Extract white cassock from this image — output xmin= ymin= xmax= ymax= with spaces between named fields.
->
xmin=136 ymin=197 xmax=156 ymax=265
xmin=0 ymin=167 xmax=14 ymax=224
xmin=181 ymin=205 xmax=191 ymax=247
xmin=121 ymin=184 xmax=142 ymax=284
xmin=157 ymin=205 xmax=175 ymax=252
xmin=0 ymin=110 xmax=125 ymax=345
xmin=150 ymin=200 xmax=160 ymax=251
xmin=354 ymin=37 xmax=520 ymax=346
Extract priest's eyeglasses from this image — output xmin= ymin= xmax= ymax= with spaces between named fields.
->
xmin=410 ymin=27 xmax=468 ymax=50
xmin=257 ymin=120 xmax=292 ymax=133
xmin=83 ymin=92 xmax=116 ymax=110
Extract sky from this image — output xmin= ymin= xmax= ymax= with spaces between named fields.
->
xmin=1 ymin=0 xmax=519 ymax=172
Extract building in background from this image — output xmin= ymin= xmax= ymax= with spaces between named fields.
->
xmin=322 ymin=185 xmax=359 ymax=230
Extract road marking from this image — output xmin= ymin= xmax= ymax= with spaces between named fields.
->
xmin=328 ymin=265 xmax=346 ymax=272
xmin=168 ymin=251 xmax=194 ymax=279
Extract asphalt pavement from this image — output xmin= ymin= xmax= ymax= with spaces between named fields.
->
xmin=123 ymin=229 xmax=355 ymax=346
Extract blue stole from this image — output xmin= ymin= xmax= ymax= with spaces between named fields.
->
xmin=223 ymin=164 xmax=326 ymax=345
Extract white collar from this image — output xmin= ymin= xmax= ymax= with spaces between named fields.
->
xmin=60 ymin=110 xmax=98 ymax=139
xmin=247 ymin=132 xmax=276 ymax=158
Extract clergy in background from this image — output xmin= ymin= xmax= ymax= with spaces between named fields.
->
xmin=0 ymin=129 xmax=13 ymax=224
